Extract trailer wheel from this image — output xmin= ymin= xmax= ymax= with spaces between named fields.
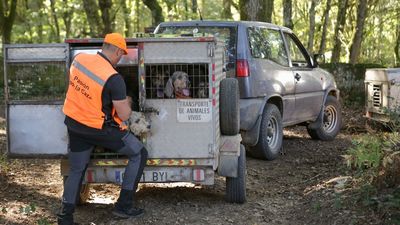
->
xmin=250 ymin=103 xmax=283 ymax=160
xmin=225 ymin=144 xmax=246 ymax=204
xmin=307 ymin=96 xmax=342 ymax=141
xmin=63 ymin=176 xmax=90 ymax=205
xmin=220 ymin=78 xmax=240 ymax=135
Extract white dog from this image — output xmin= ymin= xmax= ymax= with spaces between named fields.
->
xmin=128 ymin=111 xmax=151 ymax=136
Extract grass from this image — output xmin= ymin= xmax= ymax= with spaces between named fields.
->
xmin=345 ymin=132 xmax=400 ymax=223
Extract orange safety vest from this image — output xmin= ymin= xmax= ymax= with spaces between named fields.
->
xmin=63 ymin=53 xmax=127 ymax=130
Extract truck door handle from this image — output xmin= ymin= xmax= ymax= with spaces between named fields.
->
xmin=295 ymin=73 xmax=301 ymax=81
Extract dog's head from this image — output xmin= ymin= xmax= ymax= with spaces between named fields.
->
xmin=129 ymin=111 xmax=151 ymax=136
xmin=164 ymin=71 xmax=191 ymax=98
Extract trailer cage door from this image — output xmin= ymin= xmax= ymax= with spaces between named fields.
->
xmin=4 ymin=44 xmax=69 ymax=157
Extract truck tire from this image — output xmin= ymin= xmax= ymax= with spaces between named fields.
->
xmin=220 ymin=78 xmax=240 ymax=135
xmin=63 ymin=176 xmax=90 ymax=205
xmin=249 ymin=103 xmax=283 ymax=160
xmin=225 ymin=144 xmax=246 ymax=204
xmin=307 ymin=96 xmax=342 ymax=141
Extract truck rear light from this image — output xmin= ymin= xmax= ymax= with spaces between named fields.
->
xmin=193 ymin=169 xmax=205 ymax=182
xmin=236 ymin=59 xmax=249 ymax=77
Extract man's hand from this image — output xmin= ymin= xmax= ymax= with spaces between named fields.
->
xmin=112 ymin=97 xmax=132 ymax=121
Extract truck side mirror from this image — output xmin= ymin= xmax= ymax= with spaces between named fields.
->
xmin=313 ymin=54 xmax=325 ymax=67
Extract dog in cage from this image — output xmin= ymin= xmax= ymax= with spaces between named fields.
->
xmin=164 ymin=71 xmax=191 ymax=99
xmin=197 ymin=81 xmax=208 ymax=98
xmin=152 ymin=73 xmax=165 ymax=98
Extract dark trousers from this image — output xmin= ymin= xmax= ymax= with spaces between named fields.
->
xmin=62 ymin=126 xmax=148 ymax=205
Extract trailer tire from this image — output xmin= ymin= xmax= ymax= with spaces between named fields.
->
xmin=307 ymin=96 xmax=342 ymax=141
xmin=63 ymin=176 xmax=90 ymax=205
xmin=225 ymin=144 xmax=246 ymax=204
xmin=249 ymin=103 xmax=283 ymax=160
xmin=220 ymin=78 xmax=240 ymax=135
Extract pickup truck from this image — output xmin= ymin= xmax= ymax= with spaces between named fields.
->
xmin=155 ymin=20 xmax=342 ymax=160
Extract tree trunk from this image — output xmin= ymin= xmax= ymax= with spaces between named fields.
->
xmin=36 ymin=0 xmax=45 ymax=42
xmin=83 ymin=0 xmax=103 ymax=37
xmin=283 ymin=0 xmax=293 ymax=29
xmin=307 ymin=0 xmax=318 ymax=53
xmin=192 ymin=0 xmax=198 ymax=19
xmin=240 ymin=0 xmax=273 ymax=22
xmin=143 ymin=0 xmax=164 ymax=26
xmin=265 ymin=0 xmax=274 ymax=23
xmin=318 ymin=0 xmax=331 ymax=54
xmin=62 ymin=0 xmax=73 ymax=38
xmin=135 ymin=0 xmax=139 ymax=32
xmin=121 ymin=0 xmax=133 ymax=37
xmin=184 ymin=0 xmax=188 ymax=20
xmin=349 ymin=0 xmax=368 ymax=64
xmin=50 ymin=0 xmax=61 ymax=42
xmin=222 ymin=0 xmax=233 ymax=19
xmin=165 ymin=0 xmax=177 ymax=21
xmin=0 ymin=0 xmax=17 ymax=44
xmin=98 ymin=0 xmax=113 ymax=35
xmin=395 ymin=10 xmax=400 ymax=67
xmin=331 ymin=0 xmax=349 ymax=63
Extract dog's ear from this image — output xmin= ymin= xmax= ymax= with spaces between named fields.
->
xmin=164 ymin=77 xmax=174 ymax=98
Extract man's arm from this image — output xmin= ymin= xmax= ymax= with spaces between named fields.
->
xmin=113 ymin=96 xmax=132 ymax=121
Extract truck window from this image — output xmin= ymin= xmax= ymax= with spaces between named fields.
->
xmin=247 ymin=27 xmax=288 ymax=67
xmin=156 ymin=26 xmax=237 ymax=74
xmin=284 ymin=33 xmax=310 ymax=68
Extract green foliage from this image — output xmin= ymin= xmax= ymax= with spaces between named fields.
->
xmin=358 ymin=184 xmax=378 ymax=206
xmin=0 ymin=153 xmax=8 ymax=174
xmin=37 ymin=218 xmax=51 ymax=225
xmin=346 ymin=134 xmax=392 ymax=170
xmin=334 ymin=193 xmax=343 ymax=209
xmin=382 ymin=101 xmax=400 ymax=133
xmin=19 ymin=203 xmax=36 ymax=215
xmin=312 ymin=201 xmax=321 ymax=213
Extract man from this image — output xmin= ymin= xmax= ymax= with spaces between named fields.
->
xmin=57 ymin=33 xmax=147 ymax=225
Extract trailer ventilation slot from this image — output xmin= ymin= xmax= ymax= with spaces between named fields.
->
xmin=145 ymin=64 xmax=209 ymax=99
xmin=372 ymin=84 xmax=381 ymax=107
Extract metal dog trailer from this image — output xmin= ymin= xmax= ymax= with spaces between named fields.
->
xmin=3 ymin=37 xmax=245 ymax=203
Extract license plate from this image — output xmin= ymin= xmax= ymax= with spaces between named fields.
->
xmin=140 ymin=171 xmax=168 ymax=182
xmin=114 ymin=169 xmax=169 ymax=183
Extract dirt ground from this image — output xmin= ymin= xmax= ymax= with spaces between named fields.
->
xmin=0 ymin=108 xmax=386 ymax=225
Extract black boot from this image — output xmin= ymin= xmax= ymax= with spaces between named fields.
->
xmin=113 ymin=189 xmax=144 ymax=219
xmin=57 ymin=203 xmax=80 ymax=225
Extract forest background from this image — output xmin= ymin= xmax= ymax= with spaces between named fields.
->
xmin=0 ymin=0 xmax=399 ymax=66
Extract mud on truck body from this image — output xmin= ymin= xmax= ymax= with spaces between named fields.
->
xmin=3 ymin=37 xmax=245 ymax=204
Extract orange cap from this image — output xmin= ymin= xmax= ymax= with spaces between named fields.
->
xmin=104 ymin=33 xmax=128 ymax=55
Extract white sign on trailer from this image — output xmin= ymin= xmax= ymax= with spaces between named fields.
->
xmin=177 ymin=99 xmax=212 ymax=122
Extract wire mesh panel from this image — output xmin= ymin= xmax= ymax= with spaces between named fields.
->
xmin=145 ymin=63 xmax=209 ymax=99
xmin=4 ymin=44 xmax=68 ymax=102
xmin=6 ymin=62 xmax=66 ymax=101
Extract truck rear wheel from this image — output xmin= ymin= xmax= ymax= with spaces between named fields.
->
xmin=63 ymin=176 xmax=90 ymax=205
xmin=225 ymin=144 xmax=246 ymax=204
xmin=307 ymin=96 xmax=342 ymax=140
xmin=220 ymin=78 xmax=240 ymax=135
xmin=250 ymin=103 xmax=283 ymax=160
